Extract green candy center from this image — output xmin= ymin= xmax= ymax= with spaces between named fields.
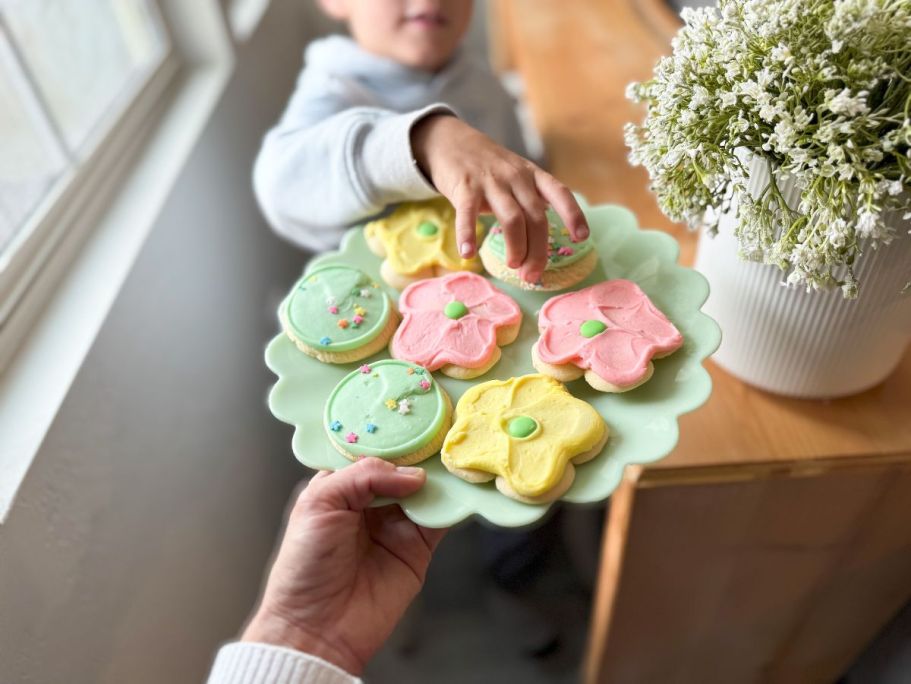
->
xmin=580 ymin=319 xmax=607 ymax=338
xmin=507 ymin=415 xmax=538 ymax=439
xmin=416 ymin=221 xmax=438 ymax=237
xmin=444 ymin=301 xmax=468 ymax=319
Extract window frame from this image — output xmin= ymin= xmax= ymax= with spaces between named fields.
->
xmin=0 ymin=1 xmax=179 ymax=364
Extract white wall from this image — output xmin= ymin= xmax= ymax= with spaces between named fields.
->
xmin=0 ymin=3 xmax=339 ymax=682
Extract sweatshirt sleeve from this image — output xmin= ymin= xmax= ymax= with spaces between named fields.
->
xmin=253 ymin=95 xmax=454 ymax=252
xmin=206 ymin=642 xmax=363 ymax=684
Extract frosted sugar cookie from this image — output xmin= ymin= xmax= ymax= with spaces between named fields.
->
xmin=324 ymin=360 xmax=453 ymax=466
xmin=532 ymin=279 xmax=683 ymax=392
xmin=390 ymin=272 xmax=522 ymax=380
xmin=441 ymin=374 xmax=608 ymax=504
xmin=479 ymin=208 xmax=598 ymax=291
xmin=280 ymin=264 xmax=398 ymax=364
xmin=364 ymin=197 xmax=484 ymax=290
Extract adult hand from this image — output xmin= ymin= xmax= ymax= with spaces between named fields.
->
xmin=411 ymin=113 xmax=590 ymax=284
xmin=242 ymin=458 xmax=446 ymax=675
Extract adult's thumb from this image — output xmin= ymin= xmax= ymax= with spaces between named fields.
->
xmin=303 ymin=457 xmax=426 ymax=513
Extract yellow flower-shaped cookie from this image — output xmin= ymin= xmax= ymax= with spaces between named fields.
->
xmin=441 ymin=374 xmax=608 ymax=503
xmin=365 ymin=198 xmax=484 ymax=289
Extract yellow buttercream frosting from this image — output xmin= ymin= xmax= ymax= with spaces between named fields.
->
xmin=441 ymin=374 xmax=607 ymax=498
xmin=364 ymin=198 xmax=484 ymax=276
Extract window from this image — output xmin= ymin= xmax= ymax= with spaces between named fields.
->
xmin=0 ymin=0 xmax=172 ymax=330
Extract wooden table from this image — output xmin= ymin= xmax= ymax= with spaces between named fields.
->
xmin=490 ymin=2 xmax=911 ymax=682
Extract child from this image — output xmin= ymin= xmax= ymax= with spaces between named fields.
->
xmin=253 ymin=0 xmax=589 ymax=284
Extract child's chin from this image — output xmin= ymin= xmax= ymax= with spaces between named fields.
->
xmin=399 ymin=45 xmax=455 ymax=71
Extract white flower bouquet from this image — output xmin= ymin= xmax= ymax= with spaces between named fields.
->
xmin=625 ymin=0 xmax=910 ymax=297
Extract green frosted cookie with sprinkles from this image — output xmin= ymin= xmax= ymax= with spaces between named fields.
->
xmin=479 ymin=208 xmax=599 ymax=292
xmin=324 ymin=359 xmax=453 ymax=466
xmin=279 ymin=264 xmax=400 ymax=364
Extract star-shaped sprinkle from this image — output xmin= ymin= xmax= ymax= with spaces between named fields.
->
xmin=366 ymin=423 xmax=377 ymax=433
xmin=419 ymin=379 xmax=431 ymax=391
xmin=352 ymin=315 xmax=364 ymax=326
xmin=354 ymin=306 xmax=366 ymax=317
xmin=359 ymin=288 xmax=372 ymax=298
xmin=327 ymin=305 xmax=339 ymax=314
xmin=338 ymin=319 xmax=349 ymax=329
xmin=406 ymin=367 xmax=415 ymax=375
xmin=415 ymin=368 xmax=425 ymax=375
xmin=398 ymin=399 xmax=411 ymax=415
xmin=345 ymin=432 xmax=358 ymax=443
xmin=385 ymin=399 xmax=398 ymax=410
xmin=326 ymin=296 xmax=336 ymax=305
xmin=329 ymin=420 xmax=342 ymax=431
xmin=359 ymin=364 xmax=371 ymax=374
xmin=319 ymin=336 xmax=331 ymax=346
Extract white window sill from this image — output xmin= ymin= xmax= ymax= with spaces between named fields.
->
xmin=0 ymin=61 xmax=234 ymax=522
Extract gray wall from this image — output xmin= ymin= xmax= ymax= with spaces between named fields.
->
xmin=0 ymin=3 xmax=338 ymax=682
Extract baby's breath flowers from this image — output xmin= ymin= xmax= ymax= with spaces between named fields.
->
xmin=625 ymin=0 xmax=910 ymax=297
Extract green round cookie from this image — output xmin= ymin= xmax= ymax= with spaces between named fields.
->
xmin=282 ymin=265 xmax=391 ymax=352
xmin=485 ymin=208 xmax=593 ymax=270
xmin=324 ymin=359 xmax=447 ymax=459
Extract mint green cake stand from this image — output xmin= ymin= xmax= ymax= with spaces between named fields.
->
xmin=265 ymin=198 xmax=721 ymax=528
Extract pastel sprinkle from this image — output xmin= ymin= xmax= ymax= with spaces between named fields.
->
xmin=419 ymin=379 xmax=431 ymax=390
xmin=558 ymin=246 xmax=574 ymax=256
xmin=354 ymin=306 xmax=367 ymax=316
xmin=385 ymin=399 xmax=398 ymax=410
xmin=398 ymin=399 xmax=411 ymax=415
xmin=345 ymin=432 xmax=358 ymax=443
xmin=352 ymin=315 xmax=364 ymax=325
xmin=327 ymin=305 xmax=339 ymax=314
xmin=366 ymin=423 xmax=377 ymax=433
xmin=415 ymin=368 xmax=425 ymax=375
xmin=320 ymin=336 xmax=331 ymax=345
xmin=338 ymin=319 xmax=349 ymax=329
xmin=329 ymin=420 xmax=342 ymax=431
xmin=326 ymin=296 xmax=335 ymax=305
xmin=359 ymin=364 xmax=371 ymax=374
xmin=406 ymin=367 xmax=415 ymax=375
xmin=359 ymin=288 xmax=372 ymax=298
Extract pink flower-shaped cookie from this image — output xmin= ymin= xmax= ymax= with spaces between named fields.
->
xmin=391 ymin=272 xmax=522 ymax=378
xmin=533 ymin=279 xmax=683 ymax=392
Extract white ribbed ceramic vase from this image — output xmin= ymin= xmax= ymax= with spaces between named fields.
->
xmin=695 ymin=162 xmax=911 ymax=398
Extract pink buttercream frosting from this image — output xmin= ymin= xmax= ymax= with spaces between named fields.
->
xmin=536 ymin=279 xmax=683 ymax=387
xmin=392 ymin=272 xmax=522 ymax=370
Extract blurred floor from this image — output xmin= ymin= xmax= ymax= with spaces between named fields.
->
xmin=365 ymin=504 xmax=605 ymax=684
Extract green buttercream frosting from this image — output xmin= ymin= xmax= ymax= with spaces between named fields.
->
xmin=580 ymin=319 xmax=607 ymax=338
xmin=507 ymin=415 xmax=539 ymax=439
xmin=416 ymin=220 xmax=439 ymax=237
xmin=283 ymin=264 xmax=390 ymax=352
xmin=324 ymin=360 xmax=447 ymax=459
xmin=444 ymin=301 xmax=468 ymax=319
xmin=485 ymin=208 xmax=593 ymax=270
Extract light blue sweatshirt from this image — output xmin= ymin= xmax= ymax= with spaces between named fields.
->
xmin=253 ymin=35 xmax=526 ymax=252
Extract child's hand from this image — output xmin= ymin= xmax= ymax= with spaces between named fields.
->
xmin=411 ymin=114 xmax=590 ymax=284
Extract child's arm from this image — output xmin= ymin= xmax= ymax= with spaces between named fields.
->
xmin=412 ymin=114 xmax=589 ymax=284
xmin=254 ymin=89 xmax=452 ymax=251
